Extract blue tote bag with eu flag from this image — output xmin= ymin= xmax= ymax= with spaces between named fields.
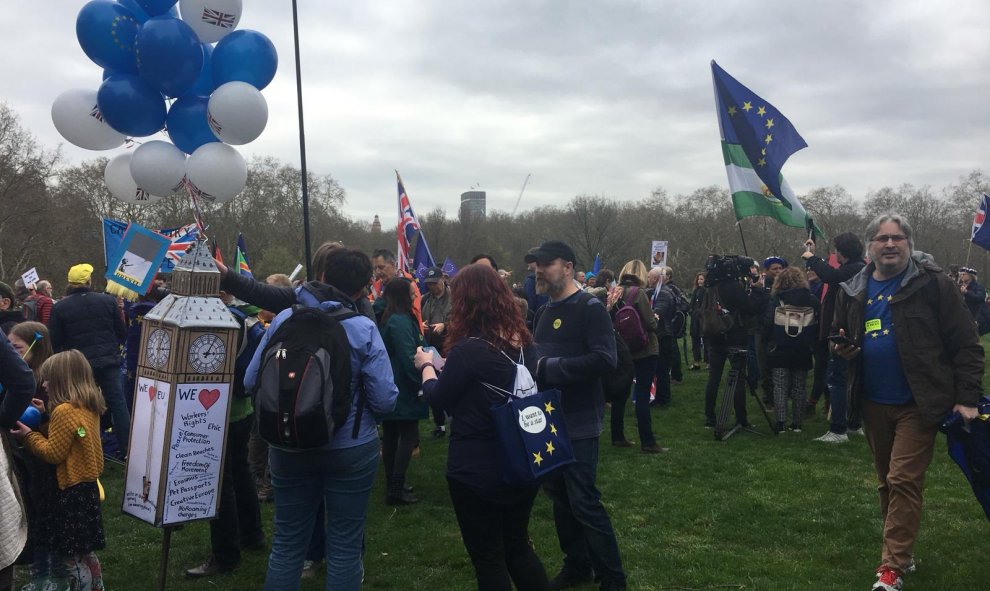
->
xmin=481 ymin=344 xmax=575 ymax=485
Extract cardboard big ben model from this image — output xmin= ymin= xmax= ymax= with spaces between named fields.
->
xmin=122 ymin=240 xmax=240 ymax=526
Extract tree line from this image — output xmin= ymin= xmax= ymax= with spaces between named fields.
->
xmin=2 ymin=101 xmax=989 ymax=294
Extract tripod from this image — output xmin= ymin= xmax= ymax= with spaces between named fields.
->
xmin=714 ymin=347 xmax=779 ymax=441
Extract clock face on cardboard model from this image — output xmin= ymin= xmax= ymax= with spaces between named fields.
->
xmin=146 ymin=328 xmax=171 ymax=369
xmin=187 ymin=334 xmax=226 ymax=374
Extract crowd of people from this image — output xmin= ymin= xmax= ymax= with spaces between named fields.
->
xmin=0 ymin=211 xmax=986 ymax=591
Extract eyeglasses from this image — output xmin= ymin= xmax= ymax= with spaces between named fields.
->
xmin=871 ymin=234 xmax=908 ymax=244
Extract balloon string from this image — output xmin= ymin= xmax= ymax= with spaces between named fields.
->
xmin=183 ymin=179 xmax=209 ymax=238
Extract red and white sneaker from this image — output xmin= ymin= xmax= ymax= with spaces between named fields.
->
xmin=872 ymin=566 xmax=904 ymax=590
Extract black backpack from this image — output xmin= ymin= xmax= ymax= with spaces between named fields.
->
xmin=256 ymin=305 xmax=360 ymax=449
xmin=668 ymin=285 xmax=690 ymax=339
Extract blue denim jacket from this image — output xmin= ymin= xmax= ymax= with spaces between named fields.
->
xmin=244 ymin=288 xmax=398 ymax=450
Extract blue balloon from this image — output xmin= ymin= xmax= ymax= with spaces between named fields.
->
xmin=137 ymin=17 xmax=204 ymax=98
xmin=167 ymin=96 xmax=219 ymax=154
xmin=183 ymin=43 xmax=215 ymax=97
xmin=136 ymin=0 xmax=178 ymax=17
xmin=117 ymin=0 xmax=175 ymax=23
xmin=98 ymin=73 xmax=167 ymax=136
xmin=212 ymin=30 xmax=278 ymax=90
xmin=76 ymin=1 xmax=141 ymax=72
xmin=19 ymin=407 xmax=42 ymax=430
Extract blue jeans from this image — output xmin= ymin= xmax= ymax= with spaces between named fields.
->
xmin=542 ymin=438 xmax=626 ymax=586
xmin=632 ymin=356 xmax=658 ymax=447
xmin=825 ymin=355 xmax=861 ymax=434
xmin=264 ymin=440 xmax=379 ymax=591
xmin=92 ymin=365 xmax=130 ymax=454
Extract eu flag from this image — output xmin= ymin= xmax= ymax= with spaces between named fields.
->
xmin=972 ymin=195 xmax=990 ymax=252
xmin=711 ymin=61 xmax=807 ymax=209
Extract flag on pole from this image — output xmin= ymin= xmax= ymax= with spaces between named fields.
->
xmin=442 ymin=256 xmax=458 ymax=277
xmin=972 ymin=195 xmax=990 ymax=252
xmin=592 ymin=254 xmax=601 ymax=275
xmin=711 ymin=61 xmax=819 ymax=235
xmin=236 ymin=233 xmax=254 ymax=279
xmin=212 ymin=241 xmax=224 ymax=266
xmin=397 ymin=171 xmax=422 ymax=274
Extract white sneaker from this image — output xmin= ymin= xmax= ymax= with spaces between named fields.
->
xmin=814 ymin=431 xmax=849 ymax=443
xmin=847 ymin=428 xmax=865 ymax=436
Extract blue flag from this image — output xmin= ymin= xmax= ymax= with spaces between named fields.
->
xmin=236 ymin=233 xmax=254 ymax=279
xmin=412 ymin=233 xmax=435 ymax=294
xmin=972 ymin=195 xmax=990 ymax=252
xmin=442 ymin=256 xmax=458 ymax=277
xmin=711 ymin=61 xmax=807 ymax=210
xmin=592 ymin=253 xmax=601 ymax=275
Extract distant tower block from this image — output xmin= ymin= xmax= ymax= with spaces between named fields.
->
xmin=371 ymin=214 xmax=381 ymax=233
xmin=460 ymin=191 xmax=486 ymax=220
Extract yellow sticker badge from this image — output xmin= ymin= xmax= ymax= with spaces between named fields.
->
xmin=865 ymin=319 xmax=882 ymax=333
xmin=553 ymin=318 xmax=562 ymax=329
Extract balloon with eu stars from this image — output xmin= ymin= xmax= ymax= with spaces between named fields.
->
xmin=76 ymin=0 xmax=141 ymax=73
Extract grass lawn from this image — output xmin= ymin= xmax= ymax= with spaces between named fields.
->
xmin=17 ymin=344 xmax=990 ymax=590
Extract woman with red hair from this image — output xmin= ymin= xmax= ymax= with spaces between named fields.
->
xmin=414 ymin=264 xmax=549 ymax=591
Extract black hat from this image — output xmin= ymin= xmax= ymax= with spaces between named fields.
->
xmin=960 ymin=266 xmax=978 ymax=275
xmin=524 ymin=241 xmax=576 ymax=264
xmin=423 ymin=266 xmax=444 ymax=283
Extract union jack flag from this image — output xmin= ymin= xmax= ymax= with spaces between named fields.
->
xmin=89 ymin=104 xmax=105 ymax=123
xmin=973 ymin=195 xmax=990 ymax=252
xmin=396 ymin=172 xmax=421 ymax=273
xmin=202 ymin=8 xmax=236 ymax=28
xmin=163 ymin=223 xmax=199 ymax=265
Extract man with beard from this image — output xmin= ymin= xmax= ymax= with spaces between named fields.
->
xmin=832 ymin=214 xmax=982 ymax=591
xmin=526 ymin=241 xmax=625 ymax=591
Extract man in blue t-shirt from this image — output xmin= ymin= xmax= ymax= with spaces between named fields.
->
xmin=832 ymin=214 xmax=984 ymax=591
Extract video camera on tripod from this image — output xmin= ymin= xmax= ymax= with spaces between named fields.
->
xmin=704 ymin=254 xmax=757 ymax=286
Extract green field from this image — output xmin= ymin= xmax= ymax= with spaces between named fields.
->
xmin=16 ymin=353 xmax=990 ymax=590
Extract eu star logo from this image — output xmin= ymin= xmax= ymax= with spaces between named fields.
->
xmin=550 ymin=423 xmax=558 ymax=436
xmin=546 ymin=441 xmax=555 ymax=455
xmin=533 ymin=451 xmax=544 ymax=466
xmin=544 ymin=401 xmax=555 ymax=414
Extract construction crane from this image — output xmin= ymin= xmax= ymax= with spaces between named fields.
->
xmin=511 ymin=173 xmax=531 ymax=217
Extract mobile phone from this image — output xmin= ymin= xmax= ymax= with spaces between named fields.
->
xmin=422 ymin=346 xmax=445 ymax=370
xmin=827 ymin=334 xmax=853 ymax=347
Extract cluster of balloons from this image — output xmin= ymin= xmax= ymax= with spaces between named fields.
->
xmin=51 ymin=0 xmax=277 ymax=205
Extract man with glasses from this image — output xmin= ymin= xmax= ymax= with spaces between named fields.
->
xmin=831 ymin=214 xmax=983 ymax=591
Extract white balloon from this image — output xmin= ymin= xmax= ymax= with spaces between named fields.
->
xmin=105 ymin=153 xmax=164 ymax=204
xmin=186 ymin=143 xmax=246 ymax=203
xmin=207 ymin=81 xmax=268 ymax=145
xmin=130 ymin=141 xmax=187 ymax=196
xmin=51 ymin=89 xmax=126 ymax=151
xmin=179 ymin=0 xmax=243 ymax=43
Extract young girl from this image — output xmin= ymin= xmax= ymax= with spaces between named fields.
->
xmin=10 ymin=350 xmax=106 ymax=591
xmin=7 ymin=322 xmax=56 ymax=591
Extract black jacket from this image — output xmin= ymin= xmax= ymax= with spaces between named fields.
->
xmin=0 ymin=334 xmax=35 ymax=429
xmin=49 ymin=287 xmax=125 ymax=369
xmin=708 ymin=280 xmax=768 ymax=347
xmin=804 ymin=255 xmax=866 ymax=341
xmin=762 ymin=287 xmax=820 ymax=370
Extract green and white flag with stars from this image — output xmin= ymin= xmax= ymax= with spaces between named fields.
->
xmin=712 ymin=61 xmax=820 ymax=235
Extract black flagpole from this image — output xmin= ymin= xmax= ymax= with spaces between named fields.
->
xmin=737 ymin=219 xmax=749 ymax=256
xmin=292 ymin=0 xmax=313 ymax=280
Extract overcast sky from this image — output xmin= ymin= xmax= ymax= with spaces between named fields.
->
xmin=4 ymin=0 xmax=988 ymax=225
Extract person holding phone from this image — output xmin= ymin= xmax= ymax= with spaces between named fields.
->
xmin=801 ymin=232 xmax=867 ymax=443
xmin=832 ymin=214 xmax=983 ymax=591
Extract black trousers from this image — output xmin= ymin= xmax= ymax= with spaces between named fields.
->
xmin=211 ymin=415 xmax=264 ymax=566
xmin=704 ymin=344 xmax=748 ymax=425
xmin=447 ymin=478 xmax=549 ymax=591
xmin=382 ymin=420 xmax=419 ymax=478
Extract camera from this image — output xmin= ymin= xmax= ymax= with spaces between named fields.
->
xmin=705 ymin=254 xmax=756 ymax=285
